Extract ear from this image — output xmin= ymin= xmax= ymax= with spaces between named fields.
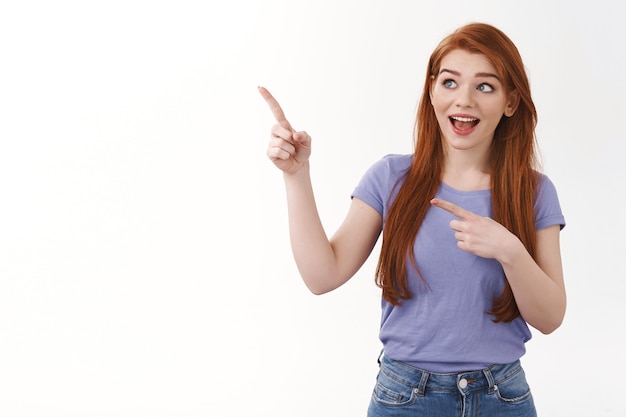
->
xmin=504 ymin=89 xmax=520 ymax=117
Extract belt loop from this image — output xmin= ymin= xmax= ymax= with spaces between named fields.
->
xmin=377 ymin=349 xmax=385 ymax=367
xmin=483 ymin=367 xmax=497 ymax=394
xmin=416 ymin=370 xmax=429 ymax=397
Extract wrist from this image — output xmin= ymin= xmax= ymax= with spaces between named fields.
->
xmin=497 ymin=234 xmax=526 ymax=267
xmin=282 ymin=162 xmax=310 ymax=181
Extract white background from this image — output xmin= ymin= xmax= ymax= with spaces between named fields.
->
xmin=1 ymin=0 xmax=624 ymax=415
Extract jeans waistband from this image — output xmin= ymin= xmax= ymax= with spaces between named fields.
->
xmin=378 ymin=351 xmax=524 ymax=396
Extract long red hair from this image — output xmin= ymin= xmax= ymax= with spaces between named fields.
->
xmin=375 ymin=23 xmax=539 ymax=323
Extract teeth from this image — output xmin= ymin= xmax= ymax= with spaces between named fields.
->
xmin=451 ymin=116 xmax=477 ymax=122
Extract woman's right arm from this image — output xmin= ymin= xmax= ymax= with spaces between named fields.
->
xmin=260 ymin=87 xmax=382 ymax=294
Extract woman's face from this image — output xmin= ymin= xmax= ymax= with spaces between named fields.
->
xmin=430 ymin=49 xmax=518 ymax=155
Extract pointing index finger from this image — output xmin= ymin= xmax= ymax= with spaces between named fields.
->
xmin=430 ymin=198 xmax=473 ymax=219
xmin=258 ymin=86 xmax=293 ymax=131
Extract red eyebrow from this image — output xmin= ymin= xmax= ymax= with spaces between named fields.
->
xmin=439 ymin=68 xmax=500 ymax=80
xmin=439 ymin=68 xmax=461 ymax=76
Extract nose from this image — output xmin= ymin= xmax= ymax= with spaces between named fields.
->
xmin=454 ymin=85 xmax=475 ymax=108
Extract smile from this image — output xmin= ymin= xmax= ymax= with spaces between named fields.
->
xmin=449 ymin=116 xmax=480 ymax=131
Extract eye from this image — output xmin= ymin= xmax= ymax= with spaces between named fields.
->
xmin=477 ymin=83 xmax=494 ymax=92
xmin=442 ymin=79 xmax=457 ymax=89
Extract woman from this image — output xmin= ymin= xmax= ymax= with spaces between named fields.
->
xmin=259 ymin=22 xmax=565 ymax=417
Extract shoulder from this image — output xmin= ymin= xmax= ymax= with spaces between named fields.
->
xmin=359 ymin=153 xmax=413 ymax=192
xmin=366 ymin=153 xmax=413 ymax=178
xmin=533 ymin=171 xmax=565 ymax=230
xmin=534 ymin=171 xmax=560 ymax=200
xmin=352 ymin=154 xmax=412 ymax=215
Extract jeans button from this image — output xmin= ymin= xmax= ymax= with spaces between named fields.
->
xmin=458 ymin=378 xmax=468 ymax=389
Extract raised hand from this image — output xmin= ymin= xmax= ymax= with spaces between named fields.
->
xmin=258 ymin=86 xmax=311 ymax=174
xmin=430 ymin=198 xmax=520 ymax=261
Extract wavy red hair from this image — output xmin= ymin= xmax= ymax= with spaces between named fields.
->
xmin=375 ymin=23 xmax=539 ymax=323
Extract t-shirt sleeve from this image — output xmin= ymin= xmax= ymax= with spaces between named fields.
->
xmin=351 ymin=158 xmax=387 ymax=215
xmin=351 ymin=154 xmax=410 ymax=217
xmin=535 ymin=174 xmax=566 ymax=230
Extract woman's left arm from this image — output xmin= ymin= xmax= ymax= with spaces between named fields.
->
xmin=498 ymin=224 xmax=566 ymax=334
xmin=431 ymin=198 xmax=566 ymax=334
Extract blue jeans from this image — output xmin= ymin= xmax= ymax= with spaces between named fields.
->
xmin=367 ymin=353 xmax=536 ymax=417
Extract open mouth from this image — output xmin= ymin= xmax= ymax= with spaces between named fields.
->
xmin=449 ymin=116 xmax=480 ymax=131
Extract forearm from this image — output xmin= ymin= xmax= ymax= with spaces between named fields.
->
xmin=282 ymin=166 xmax=343 ymax=294
xmin=499 ymin=238 xmax=566 ymax=334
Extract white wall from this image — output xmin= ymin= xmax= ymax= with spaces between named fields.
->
xmin=0 ymin=0 xmax=623 ymax=415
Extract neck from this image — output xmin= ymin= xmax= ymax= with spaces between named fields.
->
xmin=442 ymin=149 xmax=491 ymax=191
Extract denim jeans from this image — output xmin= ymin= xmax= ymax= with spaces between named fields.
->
xmin=367 ymin=352 xmax=536 ymax=417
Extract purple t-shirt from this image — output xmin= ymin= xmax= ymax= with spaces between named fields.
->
xmin=352 ymin=154 xmax=565 ymax=372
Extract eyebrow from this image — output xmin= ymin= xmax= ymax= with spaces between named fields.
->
xmin=439 ymin=68 xmax=501 ymax=80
